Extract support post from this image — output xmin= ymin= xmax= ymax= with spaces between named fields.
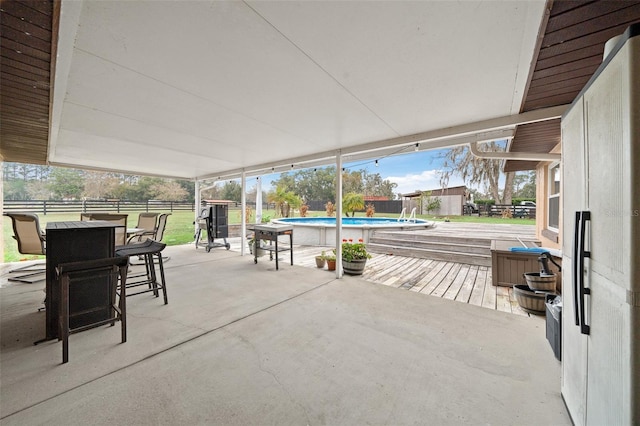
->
xmin=194 ymin=180 xmax=201 ymax=237
xmin=241 ymin=171 xmax=247 ymax=256
xmin=336 ymin=151 xmax=343 ymax=278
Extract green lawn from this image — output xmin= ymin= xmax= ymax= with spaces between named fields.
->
xmin=3 ymin=209 xmax=534 ymax=262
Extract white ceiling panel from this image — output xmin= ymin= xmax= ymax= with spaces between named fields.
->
xmin=50 ymin=0 xmax=547 ymax=179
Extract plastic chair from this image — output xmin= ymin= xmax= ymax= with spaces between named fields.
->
xmin=57 ymin=256 xmax=128 ymax=363
xmin=4 ymin=213 xmax=46 ymax=283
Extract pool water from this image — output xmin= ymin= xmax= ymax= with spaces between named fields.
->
xmin=275 ymin=217 xmax=429 ymax=226
xmin=272 ymin=216 xmax=433 ymax=245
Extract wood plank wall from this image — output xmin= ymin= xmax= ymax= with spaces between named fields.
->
xmin=0 ymin=0 xmax=56 ymax=164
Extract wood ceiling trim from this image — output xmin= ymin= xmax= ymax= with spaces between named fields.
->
xmin=1 ymin=46 xmax=50 ymax=70
xmin=527 ymin=76 xmax=591 ymax=97
xmin=507 ymin=2 xmax=640 ymax=172
xmin=543 ymin=6 xmax=640 ymax=46
xmin=0 ymin=0 xmax=56 ymax=165
xmin=532 ymin=55 xmax=603 ymax=81
xmin=504 ymin=161 xmax=540 ymax=173
xmin=2 ymin=27 xmax=51 ymax=57
xmin=528 ymin=65 xmax=596 ymax=88
xmin=545 ymin=1 xmax=636 ymax=32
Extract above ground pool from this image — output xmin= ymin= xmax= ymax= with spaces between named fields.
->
xmin=272 ymin=217 xmax=434 ymax=246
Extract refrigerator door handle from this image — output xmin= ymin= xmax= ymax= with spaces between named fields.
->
xmin=578 ymin=211 xmax=591 ymax=335
xmin=573 ymin=211 xmax=581 ymax=326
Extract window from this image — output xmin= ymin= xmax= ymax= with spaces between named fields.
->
xmin=548 ymin=163 xmax=560 ymax=230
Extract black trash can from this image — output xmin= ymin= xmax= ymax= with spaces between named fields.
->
xmin=545 ymin=294 xmax=562 ymax=361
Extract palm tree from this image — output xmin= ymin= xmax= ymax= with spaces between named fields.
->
xmin=268 ymin=186 xmax=302 ymax=217
xmin=342 ymin=192 xmax=365 ymax=217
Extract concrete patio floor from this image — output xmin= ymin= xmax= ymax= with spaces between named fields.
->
xmin=0 ymin=243 xmax=570 ymax=425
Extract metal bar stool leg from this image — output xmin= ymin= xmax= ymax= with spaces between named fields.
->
xmin=155 ymin=253 xmax=168 ymax=304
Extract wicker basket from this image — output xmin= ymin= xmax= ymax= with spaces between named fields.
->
xmin=513 ymin=285 xmax=548 ymax=315
xmin=524 ymin=272 xmax=557 ymax=292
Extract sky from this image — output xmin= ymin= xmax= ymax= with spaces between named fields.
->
xmin=255 ymin=148 xmax=468 ymax=197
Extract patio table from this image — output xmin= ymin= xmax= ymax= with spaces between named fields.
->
xmin=251 ymin=224 xmax=293 ymax=270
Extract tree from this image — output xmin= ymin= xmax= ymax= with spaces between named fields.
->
xmin=362 ymin=170 xmax=397 ymax=199
xmin=513 ymin=171 xmax=536 ymax=199
xmin=3 ymin=180 xmax=29 ymax=200
xmin=271 ymin=168 xmax=336 ymax=202
xmin=83 ymin=171 xmax=120 ymax=199
xmin=49 ymin=168 xmax=84 ymax=199
xmin=439 ymin=142 xmax=515 ymax=204
xmin=221 ymin=181 xmax=242 ymax=202
xmin=270 ymin=166 xmax=397 ymax=202
xmin=342 ymin=192 xmax=365 ymax=217
xmin=421 ymin=191 xmax=442 ymax=214
xmin=342 ymin=170 xmax=363 ymax=194
xmin=201 ymin=183 xmax=222 ymax=201
xmin=177 ymin=179 xmax=195 ymax=202
xmin=268 ymin=185 xmax=302 ymax=217
xmin=152 ymin=181 xmax=189 ymax=201
xmin=26 ymin=181 xmax=51 ymax=199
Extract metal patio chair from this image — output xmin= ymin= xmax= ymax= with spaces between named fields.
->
xmin=4 ymin=213 xmax=46 ymax=284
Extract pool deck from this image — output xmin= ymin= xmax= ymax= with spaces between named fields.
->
xmin=256 ymin=222 xmax=542 ymax=317
xmin=292 ymin=246 xmax=532 ymax=317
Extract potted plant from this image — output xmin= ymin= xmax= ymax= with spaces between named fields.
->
xmin=341 ymin=238 xmax=371 ymax=275
xmin=248 ymin=236 xmax=266 ymax=257
xmin=325 ymin=253 xmax=337 ymax=271
xmin=315 ymin=251 xmax=327 ymax=268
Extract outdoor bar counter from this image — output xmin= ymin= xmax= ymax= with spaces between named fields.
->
xmin=44 ymin=221 xmax=121 ymax=340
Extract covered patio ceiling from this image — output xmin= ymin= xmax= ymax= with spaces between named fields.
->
xmin=3 ymin=0 xmax=552 ymax=180
xmin=3 ymin=1 xmax=639 ymax=180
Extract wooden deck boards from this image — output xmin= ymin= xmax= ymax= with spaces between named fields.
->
xmin=288 ymin=245 xmax=532 ymax=317
xmin=232 ymin=223 xmax=539 ymax=317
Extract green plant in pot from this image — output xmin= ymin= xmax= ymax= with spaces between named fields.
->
xmin=315 ymin=250 xmax=327 ymax=268
xmin=248 ymin=236 xmax=266 ymax=257
xmin=324 ymin=253 xmax=337 ymax=271
xmin=341 ymin=238 xmax=371 ymax=275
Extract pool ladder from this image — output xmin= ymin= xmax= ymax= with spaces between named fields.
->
xmin=397 ymin=207 xmax=417 ymax=223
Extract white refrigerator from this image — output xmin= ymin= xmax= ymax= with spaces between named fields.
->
xmin=561 ymin=24 xmax=639 ymax=425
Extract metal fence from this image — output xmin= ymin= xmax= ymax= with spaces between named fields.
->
xmin=2 ymin=200 xmax=196 ymax=215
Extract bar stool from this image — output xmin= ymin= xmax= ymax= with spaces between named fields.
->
xmin=57 ymin=256 xmax=128 ymax=364
xmin=115 ymin=239 xmax=168 ymax=304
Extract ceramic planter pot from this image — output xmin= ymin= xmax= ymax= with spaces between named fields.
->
xmin=326 ymin=259 xmax=336 ymax=271
xmin=315 ymin=256 xmax=326 ymax=268
xmin=249 ymin=241 xmax=266 ymax=257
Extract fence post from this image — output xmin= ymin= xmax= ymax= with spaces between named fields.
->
xmin=170 ymin=201 xmax=174 ymax=212
xmin=43 ymin=200 xmax=47 ymax=215
xmin=117 ymin=200 xmax=120 ymax=213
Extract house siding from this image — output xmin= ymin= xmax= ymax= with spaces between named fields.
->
xmin=535 ymin=143 xmax=562 ymax=250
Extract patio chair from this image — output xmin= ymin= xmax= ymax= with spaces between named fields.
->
xmin=85 ymin=213 xmax=128 ymax=246
xmin=57 ymin=256 xmax=128 ymax=363
xmin=4 ymin=213 xmax=46 ymax=284
xmin=127 ymin=212 xmax=160 ymax=244
xmin=155 ymin=213 xmax=171 ymax=260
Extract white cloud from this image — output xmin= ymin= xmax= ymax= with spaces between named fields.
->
xmin=387 ymin=170 xmax=466 ymax=196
